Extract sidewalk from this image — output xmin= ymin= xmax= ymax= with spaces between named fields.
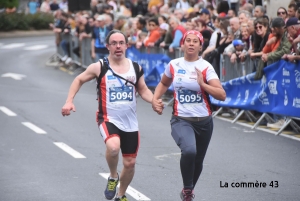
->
xmin=0 ymin=30 xmax=53 ymax=38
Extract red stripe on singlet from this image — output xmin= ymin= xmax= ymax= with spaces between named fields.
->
xmin=170 ymin=64 xmax=178 ymax=116
xmin=201 ymin=67 xmax=212 ymax=115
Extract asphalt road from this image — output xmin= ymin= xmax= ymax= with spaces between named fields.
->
xmin=0 ymin=35 xmax=299 ymax=201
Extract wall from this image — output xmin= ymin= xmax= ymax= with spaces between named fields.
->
xmin=265 ymin=0 xmax=290 ymax=18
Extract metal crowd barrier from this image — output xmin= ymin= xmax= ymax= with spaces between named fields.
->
xmin=220 ymin=55 xmax=254 ymax=82
xmin=48 ymin=33 xmax=92 ymax=69
xmin=215 ymin=54 xmax=300 ymax=135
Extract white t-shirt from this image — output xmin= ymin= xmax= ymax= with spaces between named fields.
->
xmin=164 ymin=57 xmax=219 ymax=117
xmin=176 ymin=0 xmax=190 ymax=10
xmin=209 ymin=28 xmax=224 ymax=47
xmin=97 ymin=59 xmax=138 ymax=132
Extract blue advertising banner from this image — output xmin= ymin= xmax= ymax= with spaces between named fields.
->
xmin=211 ymin=60 xmax=300 ymax=117
xmin=126 ymin=47 xmax=172 ymax=89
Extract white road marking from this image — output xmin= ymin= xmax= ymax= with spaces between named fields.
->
xmin=54 ymin=142 xmax=86 ymax=158
xmin=1 ymin=73 xmax=26 ymax=80
xmin=154 ymin=153 xmax=181 ymax=161
xmin=23 ymin=45 xmax=48 ymax=50
xmin=1 ymin=43 xmax=25 ymax=49
xmin=0 ymin=106 xmax=17 ymax=116
xmin=99 ymin=173 xmax=151 ymax=201
xmin=21 ymin=122 xmax=47 ymax=134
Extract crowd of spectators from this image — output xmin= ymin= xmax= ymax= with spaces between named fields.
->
xmin=47 ymin=0 xmax=300 ymax=129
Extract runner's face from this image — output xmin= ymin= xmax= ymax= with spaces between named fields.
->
xmin=106 ymin=33 xmax=128 ymax=58
xmin=183 ymin=34 xmax=202 ymax=55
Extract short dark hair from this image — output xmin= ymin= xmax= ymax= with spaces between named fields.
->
xmin=148 ymin=17 xmax=159 ymax=26
xmin=138 ymin=17 xmax=146 ymax=26
xmin=254 ymin=17 xmax=269 ymax=28
xmin=289 ymin=3 xmax=299 ymax=11
xmin=105 ymin=30 xmax=128 ymax=44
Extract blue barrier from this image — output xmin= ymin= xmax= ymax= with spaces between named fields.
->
xmin=211 ymin=60 xmax=300 ymax=118
xmin=126 ymin=46 xmax=173 ymax=90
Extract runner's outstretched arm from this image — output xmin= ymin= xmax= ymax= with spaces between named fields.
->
xmin=61 ymin=63 xmax=100 ymax=116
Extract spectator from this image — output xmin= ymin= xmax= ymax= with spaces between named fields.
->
xmin=119 ymin=0 xmax=132 ymax=17
xmin=227 ymin=9 xmax=236 ymax=18
xmin=218 ymin=21 xmax=234 ymax=55
xmin=174 ymin=9 xmax=186 ymax=23
xmin=73 ymin=15 xmax=92 ymax=58
xmin=198 ymin=8 xmax=215 ymax=31
xmin=59 ymin=13 xmax=72 ymax=65
xmin=49 ymin=9 xmax=63 ymax=46
xmin=206 ymin=5 xmax=218 ymax=17
xmin=176 ymin=0 xmax=190 ymax=11
xmin=277 ymin=7 xmax=288 ymax=22
xmin=28 ymin=0 xmax=40 ymax=14
xmin=152 ymin=22 xmax=171 ymax=47
xmin=250 ymin=17 xmax=270 ymax=73
xmin=131 ymin=0 xmax=148 ymax=17
xmin=247 ymin=18 xmax=255 ymax=36
xmin=137 ymin=17 xmax=148 ymax=33
xmin=167 ymin=16 xmax=186 ymax=52
xmin=158 ymin=15 xmax=167 ymax=25
xmin=59 ymin=0 xmax=68 ymax=13
xmin=230 ymin=0 xmax=238 ymax=12
xmin=185 ymin=18 xmax=196 ymax=31
xmin=288 ymin=3 xmax=298 ymax=18
xmin=114 ymin=15 xmax=127 ymax=33
xmin=229 ymin=39 xmax=247 ymax=63
xmin=50 ymin=0 xmax=59 ymax=11
xmin=260 ymin=17 xmax=291 ymax=129
xmin=202 ymin=16 xmax=223 ymax=59
xmin=238 ymin=10 xmax=251 ymax=25
xmin=240 ymin=23 xmax=251 ymax=51
xmin=146 ymin=5 xmax=160 ymax=18
xmin=88 ymin=17 xmax=95 ymax=29
xmin=253 ymin=5 xmax=265 ymax=18
xmin=229 ymin=17 xmax=241 ymax=39
xmin=107 ymin=0 xmax=117 ymax=12
xmin=40 ymin=0 xmax=51 ymax=13
xmin=297 ymin=7 xmax=300 ymax=20
xmin=194 ymin=18 xmax=212 ymax=34
xmin=239 ymin=2 xmax=253 ymax=14
xmin=90 ymin=0 xmax=99 ymax=16
xmin=143 ymin=17 xmax=161 ymax=47
xmin=91 ymin=15 xmax=110 ymax=62
xmin=217 ymin=0 xmax=230 ymax=15
xmin=104 ymin=13 xmax=114 ymax=30
xmin=147 ymin=0 xmax=164 ymax=12
xmin=283 ymin=17 xmax=300 ymax=61
xmin=261 ymin=18 xmax=291 ymax=65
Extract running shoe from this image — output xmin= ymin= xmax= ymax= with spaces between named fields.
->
xmin=180 ymin=188 xmax=195 ymax=201
xmin=104 ymin=174 xmax=119 ymax=200
xmin=114 ymin=195 xmax=128 ymax=201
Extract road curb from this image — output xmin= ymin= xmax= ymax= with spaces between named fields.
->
xmin=0 ymin=30 xmax=54 ymax=38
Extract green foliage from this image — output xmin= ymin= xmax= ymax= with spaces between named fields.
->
xmin=0 ymin=0 xmax=19 ymax=9
xmin=0 ymin=12 xmax=54 ymax=31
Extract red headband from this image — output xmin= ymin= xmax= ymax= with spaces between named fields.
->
xmin=182 ymin=30 xmax=204 ymax=45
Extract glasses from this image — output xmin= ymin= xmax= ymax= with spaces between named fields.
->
xmin=109 ymin=41 xmax=126 ymax=47
xmin=277 ymin=11 xmax=286 ymax=15
xmin=255 ymin=25 xmax=263 ymax=30
xmin=149 ymin=23 xmax=156 ymax=26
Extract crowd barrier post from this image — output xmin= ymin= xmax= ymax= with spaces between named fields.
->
xmin=80 ymin=38 xmax=93 ymax=68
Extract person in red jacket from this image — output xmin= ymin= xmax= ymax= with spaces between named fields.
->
xmin=143 ymin=17 xmax=161 ymax=47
